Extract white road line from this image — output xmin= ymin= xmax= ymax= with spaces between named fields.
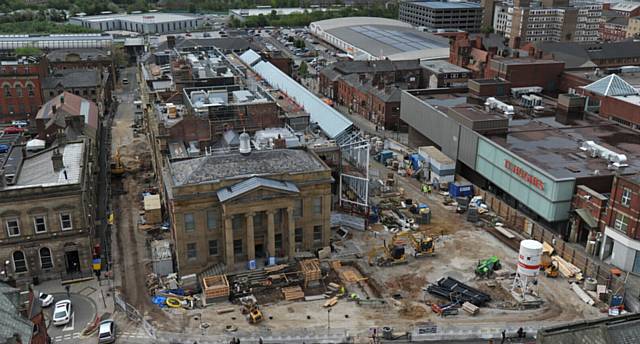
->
xmin=62 ymin=313 xmax=75 ymax=332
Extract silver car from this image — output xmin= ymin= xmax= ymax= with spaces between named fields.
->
xmin=98 ymin=319 xmax=116 ymax=343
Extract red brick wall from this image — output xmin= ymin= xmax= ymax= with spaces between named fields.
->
xmin=605 ymin=176 xmax=640 ymax=239
xmin=599 ymin=96 xmax=640 ymax=126
xmin=599 ymin=23 xmax=628 ymax=41
xmin=29 ymin=291 xmax=49 ymax=344
xmin=571 ymin=186 xmax=608 ymax=232
xmin=0 ymin=61 xmax=46 ymax=121
xmin=485 ymin=61 xmax=565 ymax=91
xmin=559 ymin=72 xmax=591 ymax=93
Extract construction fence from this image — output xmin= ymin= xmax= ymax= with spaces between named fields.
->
xmin=114 ymin=293 xmax=157 ymax=339
xmin=477 ymin=190 xmax=626 ymax=293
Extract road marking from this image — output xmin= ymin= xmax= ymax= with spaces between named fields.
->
xmin=62 ymin=313 xmax=75 ymax=332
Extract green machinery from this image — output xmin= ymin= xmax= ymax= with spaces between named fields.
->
xmin=475 ymin=256 xmax=502 ymax=278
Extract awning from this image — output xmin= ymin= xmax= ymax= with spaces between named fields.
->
xmin=575 ymin=208 xmax=597 ymax=228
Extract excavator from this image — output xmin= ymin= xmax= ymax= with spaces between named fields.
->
xmin=239 ymin=296 xmax=264 ymax=324
xmin=393 ymin=232 xmax=435 ymax=258
xmin=367 ymin=239 xmax=407 ymax=267
xmin=110 ymin=148 xmax=126 ymax=176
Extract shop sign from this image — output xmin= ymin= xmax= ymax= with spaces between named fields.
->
xmin=504 ymin=160 xmax=545 ymax=191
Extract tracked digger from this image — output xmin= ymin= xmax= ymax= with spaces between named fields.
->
xmin=367 ymin=239 xmax=407 ymax=267
xmin=393 ymin=232 xmax=435 ymax=258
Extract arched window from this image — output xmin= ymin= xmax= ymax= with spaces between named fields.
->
xmin=26 ymin=83 xmax=34 ymax=97
xmin=12 ymin=251 xmax=27 ymax=273
xmin=39 ymin=247 xmax=53 ymax=269
xmin=3 ymin=84 xmax=10 ymax=97
xmin=14 ymin=82 xmax=22 ymax=97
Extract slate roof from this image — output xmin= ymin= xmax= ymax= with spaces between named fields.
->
xmin=42 ymin=69 xmax=101 ymax=89
xmin=170 ymin=149 xmax=328 ymax=186
xmin=46 ymin=48 xmax=110 ymax=62
xmin=583 ymin=74 xmax=639 ymax=96
xmin=10 ymin=142 xmax=84 ymax=188
xmin=532 ymin=41 xmax=640 ymax=68
xmin=0 ymin=283 xmax=32 ymax=344
xmin=217 ymin=177 xmax=300 ymax=202
xmin=36 ymin=92 xmax=99 ymax=131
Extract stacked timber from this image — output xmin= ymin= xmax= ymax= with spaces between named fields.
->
xmin=300 ymin=259 xmax=322 ymax=288
xmin=202 ymin=274 xmax=229 ymax=305
xmin=462 ymin=302 xmax=479 ymax=315
xmin=281 ymin=286 xmax=305 ymax=301
xmin=551 ymin=256 xmax=581 ymax=278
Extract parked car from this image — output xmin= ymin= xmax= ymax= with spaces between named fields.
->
xmin=0 ymin=144 xmax=9 ymax=153
xmin=122 ymin=78 xmax=129 ymax=85
xmin=11 ymin=120 xmax=28 ymax=128
xmin=52 ymin=300 xmax=72 ymax=326
xmin=98 ymin=319 xmax=116 ymax=343
xmin=39 ymin=292 xmax=54 ymax=307
xmin=2 ymin=126 xmax=25 ymax=134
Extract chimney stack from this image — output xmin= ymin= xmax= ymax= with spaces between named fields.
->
xmin=52 ymin=105 xmax=57 ymax=113
xmin=56 ymin=130 xmax=67 ymax=147
xmin=52 ymin=148 xmax=64 ymax=171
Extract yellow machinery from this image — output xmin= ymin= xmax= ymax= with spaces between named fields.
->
xmin=240 ymin=296 xmax=264 ymax=324
xmin=367 ymin=240 xmax=407 ymax=267
xmin=110 ymin=149 xmax=125 ymax=176
xmin=394 ymin=232 xmax=435 ymax=258
xmin=544 ymin=260 xmax=559 ymax=278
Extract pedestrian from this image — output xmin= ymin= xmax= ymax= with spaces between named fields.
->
xmin=501 ymin=329 xmax=506 ymax=344
xmin=65 ymin=285 xmax=71 ymax=299
xmin=517 ymin=327 xmax=525 ymax=338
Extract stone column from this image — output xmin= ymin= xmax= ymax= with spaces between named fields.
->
xmin=246 ymin=212 xmax=255 ymax=262
xmin=287 ymin=207 xmax=295 ymax=259
xmin=224 ymin=217 xmax=234 ymax=266
xmin=267 ymin=210 xmax=275 ymax=259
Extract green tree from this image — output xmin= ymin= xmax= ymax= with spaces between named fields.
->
xmin=15 ymin=47 xmax=42 ymax=57
xmin=255 ymin=14 xmax=268 ymax=27
xmin=294 ymin=39 xmax=305 ymax=49
xmin=298 ymin=61 xmax=308 ymax=78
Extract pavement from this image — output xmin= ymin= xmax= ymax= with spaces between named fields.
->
xmin=36 ymin=278 xmax=115 ymax=343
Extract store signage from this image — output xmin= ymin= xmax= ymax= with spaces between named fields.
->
xmin=504 ymin=160 xmax=545 ymax=191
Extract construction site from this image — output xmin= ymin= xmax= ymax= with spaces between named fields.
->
xmin=106 ymin=50 xmax=625 ymax=343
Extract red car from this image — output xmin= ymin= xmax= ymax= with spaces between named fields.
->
xmin=2 ymin=126 xmax=25 ymax=134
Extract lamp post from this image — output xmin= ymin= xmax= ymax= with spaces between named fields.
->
xmin=327 ymin=308 xmax=332 ymax=336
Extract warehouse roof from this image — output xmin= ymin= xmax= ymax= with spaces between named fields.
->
xmin=311 ymin=17 xmax=412 ymax=31
xmin=73 ymin=12 xmax=200 ymax=24
xmin=169 ymin=149 xmax=328 ymax=186
xmin=408 ymin=1 xmax=481 ymax=9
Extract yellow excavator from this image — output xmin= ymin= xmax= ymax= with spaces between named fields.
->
xmin=367 ymin=239 xmax=407 ymax=267
xmin=110 ymin=148 xmax=126 ymax=176
xmin=240 ymin=296 xmax=264 ymax=324
xmin=394 ymin=232 xmax=435 ymax=258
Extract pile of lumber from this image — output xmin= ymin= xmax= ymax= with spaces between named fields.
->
xmin=324 ymin=296 xmax=338 ymax=308
xmin=281 ymin=286 xmax=305 ymax=301
xmin=202 ymin=274 xmax=229 ymax=300
xmin=462 ymin=302 xmax=479 ymax=315
xmin=300 ymin=259 xmax=322 ymax=287
xmin=551 ymin=256 xmax=581 ymax=278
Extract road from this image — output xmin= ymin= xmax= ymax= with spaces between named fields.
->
xmin=46 ymin=293 xmax=96 ymax=344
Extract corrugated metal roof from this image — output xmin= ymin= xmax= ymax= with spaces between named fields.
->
xmin=239 ymin=49 xmax=262 ymax=66
xmin=241 ymin=49 xmax=352 ymax=139
xmin=217 ymin=176 xmax=299 ymax=202
xmin=584 ymin=74 xmax=638 ymax=96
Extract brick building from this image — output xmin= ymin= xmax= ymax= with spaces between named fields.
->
xmin=448 ymin=33 xmax=513 ymax=78
xmin=0 ymin=284 xmax=49 ymax=344
xmin=35 ymin=92 xmax=100 ymax=148
xmin=319 ymin=60 xmax=423 ymax=101
xmin=484 ymin=58 xmax=565 ymax=92
xmin=336 ymin=74 xmax=403 ymax=130
xmin=599 ymin=17 xmax=629 ymax=41
xmin=45 ymin=49 xmax=116 ymax=90
xmin=526 ymin=40 xmax=640 ymax=70
xmin=569 ymin=185 xmax=609 ymax=245
xmin=41 ymin=69 xmax=107 ymax=105
xmin=600 ymin=175 xmax=640 ymax=273
xmin=165 ymin=149 xmax=332 ymax=274
xmin=0 ymin=139 xmax=96 ymax=286
xmin=0 ymin=57 xmax=47 ymax=122
xmin=578 ymin=74 xmax=640 ymax=128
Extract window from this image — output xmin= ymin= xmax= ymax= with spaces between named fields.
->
xmin=313 ymin=225 xmax=323 ymax=242
xmin=275 ymin=234 xmax=283 ymax=251
xmin=49 ymin=91 xmax=54 ymax=97
xmin=82 ymin=89 xmax=88 ymax=96
xmin=614 ymin=213 xmax=629 ymax=233
xmin=15 ymin=86 xmax=22 ymax=97
xmin=60 ymin=213 xmax=72 ymax=230
xmin=293 ymin=199 xmax=302 ymax=218
xmin=12 ymin=251 xmax=27 ymax=273
xmin=295 ymin=228 xmax=303 ymax=244
xmin=206 ymin=210 xmax=219 ymax=230
xmin=33 ymin=215 xmax=47 ymax=233
xmin=27 ymin=84 xmax=34 ymax=97
xmin=6 ymin=218 xmax=20 ymax=237
xmin=233 ymin=239 xmax=243 ymax=255
xmin=3 ymin=84 xmax=10 ymax=97
xmin=186 ymin=243 xmax=197 ymax=260
xmin=622 ymin=188 xmax=632 ymax=207
xmin=208 ymin=240 xmax=218 ymax=256
xmin=184 ymin=213 xmax=195 ymax=232
xmin=39 ymin=247 xmax=53 ymax=269
xmin=313 ymin=197 xmax=322 ymax=215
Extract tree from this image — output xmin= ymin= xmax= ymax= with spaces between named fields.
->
xmin=294 ymin=39 xmax=305 ymax=49
xmin=480 ymin=26 xmax=494 ymax=35
xmin=15 ymin=47 xmax=42 ymax=57
xmin=269 ymin=9 xmax=278 ymax=20
xmin=255 ymin=14 xmax=268 ymax=28
xmin=298 ymin=61 xmax=308 ymax=78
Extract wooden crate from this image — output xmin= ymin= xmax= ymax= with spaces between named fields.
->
xmin=202 ymin=274 xmax=229 ymax=305
xmin=300 ymin=259 xmax=321 ymax=288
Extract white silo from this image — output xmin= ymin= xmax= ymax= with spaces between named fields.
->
xmin=517 ymin=240 xmax=543 ymax=276
xmin=239 ymin=131 xmax=251 ymax=155
xmin=511 ymin=240 xmax=543 ymax=300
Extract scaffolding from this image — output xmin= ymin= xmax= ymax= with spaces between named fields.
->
xmin=337 ymin=130 xmax=370 ymax=210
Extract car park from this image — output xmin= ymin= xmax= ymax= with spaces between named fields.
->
xmin=98 ymin=319 xmax=116 ymax=343
xmin=52 ymin=300 xmax=72 ymax=326
xmin=39 ymin=292 xmax=54 ymax=307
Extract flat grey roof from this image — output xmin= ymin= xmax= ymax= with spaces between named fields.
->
xmin=488 ymin=119 xmax=640 ymax=179
xmin=421 ymin=60 xmax=470 ymax=74
xmin=169 ymin=149 xmax=328 ymax=186
xmin=326 ymin=24 xmax=449 ymax=57
xmin=409 ymin=1 xmax=481 ymax=9
xmin=72 ymin=13 xmax=200 ymax=24
xmin=5 ymin=142 xmax=84 ymax=189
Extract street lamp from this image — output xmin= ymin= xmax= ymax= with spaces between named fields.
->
xmin=327 ymin=308 xmax=332 ymax=335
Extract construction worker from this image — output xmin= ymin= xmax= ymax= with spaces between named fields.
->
xmin=427 ymin=185 xmax=432 ymax=194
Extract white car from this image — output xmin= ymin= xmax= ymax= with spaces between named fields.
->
xmin=38 ymin=292 xmax=54 ymax=307
xmin=52 ymin=300 xmax=72 ymax=326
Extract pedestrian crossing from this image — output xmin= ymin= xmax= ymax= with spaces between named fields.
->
xmin=52 ymin=332 xmax=80 ymax=343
